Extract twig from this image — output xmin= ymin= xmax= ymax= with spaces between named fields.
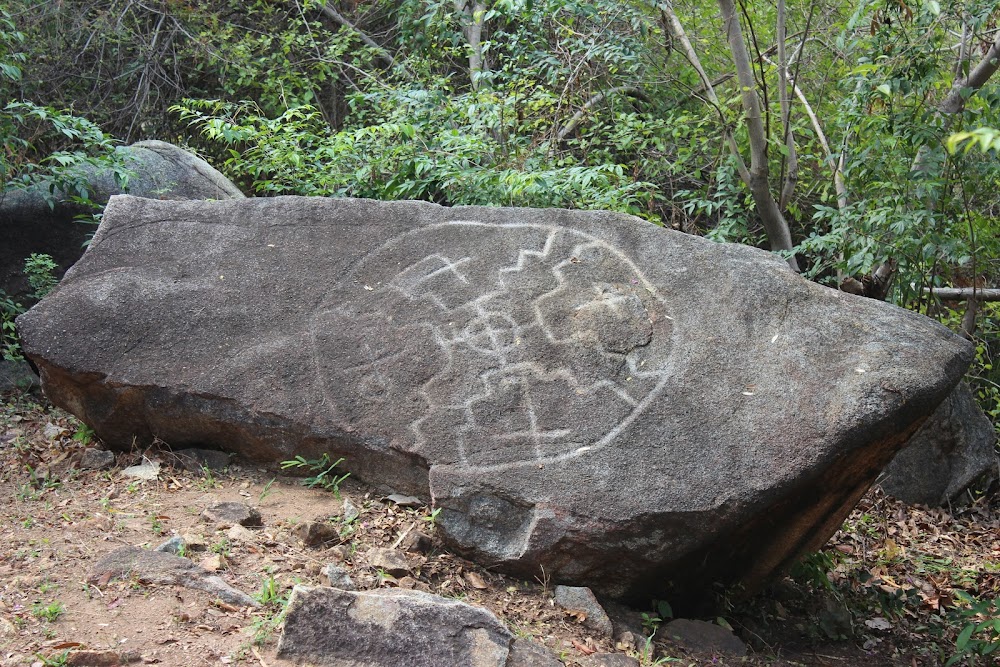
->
xmin=251 ymin=646 xmax=269 ymax=667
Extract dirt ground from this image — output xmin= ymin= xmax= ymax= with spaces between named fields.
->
xmin=1 ymin=391 xmax=997 ymax=667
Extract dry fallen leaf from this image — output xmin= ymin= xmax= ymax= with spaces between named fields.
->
xmin=465 ymin=572 xmax=488 ymax=589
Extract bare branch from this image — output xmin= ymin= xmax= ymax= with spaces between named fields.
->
xmin=555 ymin=86 xmax=649 ymax=142
xmin=939 ymin=28 xmax=1000 ymax=114
xmin=924 ymin=287 xmax=1000 ymax=301
xmin=319 ymin=2 xmax=396 ymax=70
xmin=762 ymin=54 xmax=846 ymax=211
xmin=659 ymin=2 xmax=751 ymax=186
xmin=776 ymin=0 xmax=796 ymax=209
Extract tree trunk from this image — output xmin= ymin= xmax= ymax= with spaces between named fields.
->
xmin=717 ymin=0 xmax=799 ymax=271
xmin=454 ymin=0 xmax=487 ymax=90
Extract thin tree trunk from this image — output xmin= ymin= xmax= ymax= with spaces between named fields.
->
xmin=939 ymin=28 xmax=1000 ymax=114
xmin=717 ymin=0 xmax=799 ymax=270
xmin=454 ymin=0 xmax=487 ymax=90
xmin=659 ymin=3 xmax=751 ymax=186
xmin=776 ymin=0 xmax=797 ymax=209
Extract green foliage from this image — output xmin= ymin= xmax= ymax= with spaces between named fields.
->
xmin=0 ymin=290 xmax=24 ymax=361
xmin=947 ymin=128 xmax=1000 ymax=155
xmin=31 ymin=600 xmax=65 ymax=622
xmin=280 ymin=453 xmax=350 ymax=498
xmin=790 ymin=551 xmax=837 ymax=592
xmin=254 ymin=575 xmax=287 ymax=607
xmin=24 ymin=253 xmax=57 ymax=300
xmin=946 ymin=592 xmax=1000 ymax=666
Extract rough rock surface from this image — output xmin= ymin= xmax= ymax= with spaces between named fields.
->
xmin=1 ymin=140 xmax=243 ymax=298
xmin=88 ymin=546 xmax=257 ymax=607
xmin=879 ymin=381 xmax=998 ymax=506
xmin=19 ymin=196 xmax=973 ymax=605
xmin=276 ymin=586 xmax=515 ymax=666
xmin=201 ymin=501 xmax=261 ymax=527
xmin=554 ymin=585 xmax=613 ymax=639
xmin=576 ymin=654 xmax=640 ymax=667
xmin=658 ymin=618 xmax=747 ymax=657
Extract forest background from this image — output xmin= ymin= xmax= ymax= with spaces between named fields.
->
xmin=0 ymin=0 xmax=998 ymax=422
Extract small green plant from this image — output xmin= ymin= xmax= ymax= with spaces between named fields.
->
xmin=641 ymin=600 xmax=672 ymax=635
xmin=0 ymin=289 xmax=25 ymax=361
xmin=423 ymin=507 xmax=442 ymax=526
xmin=280 ymin=454 xmax=350 ymax=498
xmin=24 ymin=253 xmax=58 ymax=299
xmin=255 ymin=575 xmax=285 ymax=606
xmin=790 ymin=551 xmax=836 ymax=591
xmin=71 ymin=423 xmax=95 ymax=445
xmin=149 ymin=515 xmax=164 ymax=535
xmin=258 ymin=477 xmax=276 ymax=503
xmin=31 ymin=600 xmax=65 ymax=622
xmin=33 ymin=650 xmax=69 ymax=667
xmin=946 ymin=592 xmax=1000 ymax=666
xmin=196 ymin=465 xmax=218 ymax=491
xmin=16 ymin=483 xmax=40 ymax=502
xmin=210 ymin=538 xmax=231 ymax=557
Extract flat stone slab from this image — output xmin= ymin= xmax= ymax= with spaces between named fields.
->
xmin=88 ymin=545 xmax=257 ymax=607
xmin=276 ymin=586 xmax=515 ymax=666
xmin=19 ymin=196 xmax=973 ymax=605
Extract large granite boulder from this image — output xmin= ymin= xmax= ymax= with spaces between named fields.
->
xmin=879 ymin=381 xmax=998 ymax=506
xmin=1 ymin=140 xmax=242 ymax=298
xmin=17 ymin=196 xmax=973 ymax=608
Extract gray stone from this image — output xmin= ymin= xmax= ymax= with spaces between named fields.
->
xmin=201 ymin=502 xmax=261 ymax=527
xmin=293 ymin=520 xmax=340 ymax=547
xmin=1 ymin=141 xmax=243 ymax=299
xmin=367 ymin=547 xmax=423 ymax=578
xmin=400 ymin=529 xmax=434 ymax=554
xmin=575 ymin=654 xmax=639 ymax=667
xmin=153 ymin=535 xmax=186 ymax=555
xmin=276 ymin=586 xmax=514 ymax=666
xmin=657 ymin=619 xmax=746 ymax=657
xmin=80 ymin=448 xmax=116 ymax=471
xmin=121 ymin=461 xmax=159 ymax=480
xmin=88 ymin=545 xmax=256 ymax=607
xmin=19 ymin=196 xmax=974 ymax=606
xmin=342 ymin=498 xmax=360 ymax=523
xmin=879 ymin=381 xmax=999 ymax=506
xmin=554 ymin=585 xmax=613 ymax=640
xmin=65 ymin=649 xmax=142 ymax=666
xmin=323 ymin=563 xmax=356 ymax=590
xmin=506 ymin=637 xmax=564 ymax=667
xmin=0 ymin=359 xmax=39 ymax=393
xmin=170 ymin=447 xmax=231 ymax=472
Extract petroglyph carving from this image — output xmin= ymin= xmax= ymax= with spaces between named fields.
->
xmin=310 ymin=222 xmax=674 ymax=472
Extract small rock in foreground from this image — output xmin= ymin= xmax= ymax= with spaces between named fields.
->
xmin=88 ymin=545 xmax=257 ymax=607
xmin=554 ymin=585 xmax=614 ymax=640
xmin=201 ymin=501 xmax=262 ymax=527
xmin=80 ymin=448 xmax=116 ymax=471
xmin=657 ymin=618 xmax=746 ymax=657
xmin=277 ymin=586 xmax=515 ymax=666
